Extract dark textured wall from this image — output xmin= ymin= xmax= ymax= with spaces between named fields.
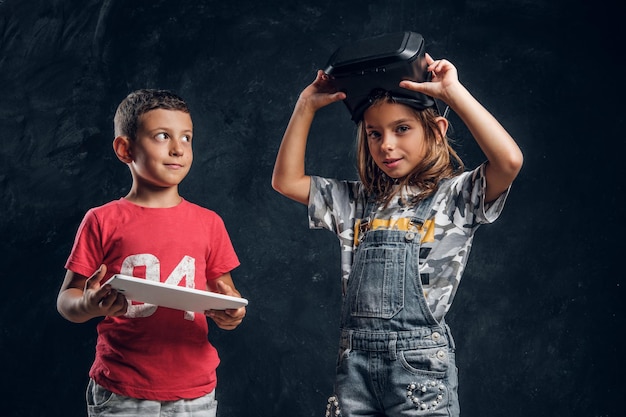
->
xmin=0 ymin=0 xmax=623 ymax=416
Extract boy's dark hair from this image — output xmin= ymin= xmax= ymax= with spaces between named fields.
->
xmin=114 ymin=89 xmax=190 ymax=140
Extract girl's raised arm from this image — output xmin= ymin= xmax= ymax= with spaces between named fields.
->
xmin=400 ymin=54 xmax=523 ymax=202
xmin=272 ymin=71 xmax=345 ymax=205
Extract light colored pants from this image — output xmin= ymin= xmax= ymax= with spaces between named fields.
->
xmin=86 ymin=379 xmax=218 ymax=417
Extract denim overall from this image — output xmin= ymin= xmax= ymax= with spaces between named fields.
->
xmin=326 ymin=194 xmax=460 ymax=417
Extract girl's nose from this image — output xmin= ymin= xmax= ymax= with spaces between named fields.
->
xmin=380 ymin=134 xmax=395 ymax=151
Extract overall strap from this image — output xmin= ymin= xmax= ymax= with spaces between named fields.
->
xmin=409 ymin=192 xmax=437 ymax=227
xmin=355 ymin=197 xmax=376 ymax=243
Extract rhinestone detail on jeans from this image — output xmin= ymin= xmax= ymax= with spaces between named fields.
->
xmin=325 ymin=395 xmax=341 ymax=417
xmin=406 ymin=381 xmax=445 ymax=411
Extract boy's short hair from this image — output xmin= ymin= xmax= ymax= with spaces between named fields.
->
xmin=114 ymin=89 xmax=190 ymax=139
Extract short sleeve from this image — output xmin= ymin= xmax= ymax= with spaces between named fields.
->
xmin=204 ymin=213 xmax=240 ymax=280
xmin=65 ymin=209 xmax=105 ymax=277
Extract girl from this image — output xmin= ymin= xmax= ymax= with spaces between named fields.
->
xmin=272 ymin=53 xmax=523 ymax=416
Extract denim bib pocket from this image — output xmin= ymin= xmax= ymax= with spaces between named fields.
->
xmin=346 ymin=243 xmax=405 ymax=318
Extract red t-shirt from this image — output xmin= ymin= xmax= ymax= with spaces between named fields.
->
xmin=65 ymin=198 xmax=240 ymax=401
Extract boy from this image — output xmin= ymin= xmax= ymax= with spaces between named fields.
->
xmin=57 ymin=89 xmax=246 ymax=416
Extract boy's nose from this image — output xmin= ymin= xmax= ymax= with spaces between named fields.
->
xmin=169 ymin=139 xmax=184 ymax=156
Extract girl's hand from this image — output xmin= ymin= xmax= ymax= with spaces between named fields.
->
xmin=399 ymin=53 xmax=461 ymax=104
xmin=297 ymin=70 xmax=346 ymax=113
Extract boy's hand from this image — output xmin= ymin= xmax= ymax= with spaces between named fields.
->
xmin=82 ymin=265 xmax=128 ymax=318
xmin=205 ymin=280 xmax=246 ymax=330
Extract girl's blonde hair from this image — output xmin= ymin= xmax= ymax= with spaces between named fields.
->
xmin=356 ymin=94 xmax=465 ymax=207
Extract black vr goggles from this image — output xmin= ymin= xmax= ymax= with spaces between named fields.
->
xmin=324 ymin=31 xmax=439 ymax=122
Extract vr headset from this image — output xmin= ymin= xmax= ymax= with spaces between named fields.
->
xmin=324 ymin=31 xmax=439 ymax=122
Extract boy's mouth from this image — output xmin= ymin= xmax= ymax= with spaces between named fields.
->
xmin=165 ymin=163 xmax=184 ymax=169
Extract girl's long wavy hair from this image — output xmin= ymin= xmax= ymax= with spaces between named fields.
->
xmin=356 ymin=94 xmax=465 ymax=207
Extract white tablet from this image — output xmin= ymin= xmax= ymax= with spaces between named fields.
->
xmin=104 ymin=274 xmax=248 ymax=312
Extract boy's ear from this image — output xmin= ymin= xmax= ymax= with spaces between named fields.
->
xmin=113 ymin=136 xmax=133 ymax=163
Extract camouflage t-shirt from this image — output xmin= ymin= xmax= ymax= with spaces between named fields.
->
xmin=308 ymin=163 xmax=509 ymax=321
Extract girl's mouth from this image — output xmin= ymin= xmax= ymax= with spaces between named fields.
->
xmin=383 ymin=158 xmax=401 ymax=168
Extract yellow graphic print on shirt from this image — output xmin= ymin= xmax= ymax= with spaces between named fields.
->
xmin=354 ymin=217 xmax=436 ymax=246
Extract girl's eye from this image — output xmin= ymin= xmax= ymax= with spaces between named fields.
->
xmin=367 ymin=131 xmax=381 ymax=140
xmin=396 ymin=125 xmax=409 ymax=134
xmin=155 ymin=132 xmax=168 ymax=141
xmin=182 ymin=135 xmax=192 ymax=143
